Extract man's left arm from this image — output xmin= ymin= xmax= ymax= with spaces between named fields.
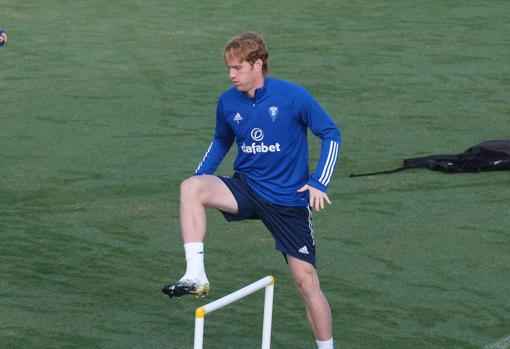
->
xmin=297 ymin=92 xmax=342 ymax=211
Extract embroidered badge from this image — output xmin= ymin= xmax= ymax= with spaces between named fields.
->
xmin=268 ymin=106 xmax=279 ymax=122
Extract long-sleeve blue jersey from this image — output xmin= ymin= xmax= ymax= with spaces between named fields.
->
xmin=195 ymin=77 xmax=342 ymax=206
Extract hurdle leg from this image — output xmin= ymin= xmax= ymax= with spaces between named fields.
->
xmin=261 ymin=282 xmax=274 ymax=349
xmin=194 ymin=308 xmax=205 ymax=349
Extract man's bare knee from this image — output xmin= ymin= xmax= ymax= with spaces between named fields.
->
xmin=180 ymin=176 xmax=203 ymax=200
xmin=289 ymin=260 xmax=322 ymax=300
xmin=295 ymin=273 xmax=320 ymax=293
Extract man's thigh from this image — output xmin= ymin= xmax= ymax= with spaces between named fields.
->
xmin=288 ymin=255 xmax=319 ymax=284
xmin=183 ymin=175 xmax=238 ymax=214
xmin=259 ymin=205 xmax=316 ymax=267
xmin=217 ymin=175 xmax=260 ymax=221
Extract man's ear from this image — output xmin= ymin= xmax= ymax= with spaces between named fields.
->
xmin=254 ymin=59 xmax=263 ymax=72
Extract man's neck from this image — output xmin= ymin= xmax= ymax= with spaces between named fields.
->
xmin=246 ymin=76 xmax=265 ymax=98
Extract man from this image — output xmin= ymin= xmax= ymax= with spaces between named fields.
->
xmin=162 ymin=32 xmax=341 ymax=349
xmin=0 ymin=30 xmax=7 ymax=46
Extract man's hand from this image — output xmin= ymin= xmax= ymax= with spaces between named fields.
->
xmin=297 ymin=185 xmax=332 ymax=212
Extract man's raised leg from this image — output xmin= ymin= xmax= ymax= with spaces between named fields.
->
xmin=162 ymin=175 xmax=238 ymax=298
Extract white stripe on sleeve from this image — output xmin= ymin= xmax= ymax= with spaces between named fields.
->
xmin=195 ymin=142 xmax=213 ymax=174
xmin=318 ymin=141 xmax=339 ymax=186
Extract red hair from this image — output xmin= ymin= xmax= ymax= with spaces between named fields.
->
xmin=224 ymin=32 xmax=269 ymax=74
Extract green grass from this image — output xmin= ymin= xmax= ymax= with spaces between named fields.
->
xmin=1 ymin=1 xmax=510 ymax=348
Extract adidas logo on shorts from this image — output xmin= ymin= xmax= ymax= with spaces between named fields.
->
xmin=298 ymin=246 xmax=309 ymax=255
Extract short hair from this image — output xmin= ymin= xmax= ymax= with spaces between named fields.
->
xmin=224 ymin=32 xmax=269 ymax=74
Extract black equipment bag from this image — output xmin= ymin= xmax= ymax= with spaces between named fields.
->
xmin=350 ymin=140 xmax=510 ymax=177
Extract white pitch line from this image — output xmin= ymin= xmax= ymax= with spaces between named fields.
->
xmin=484 ymin=335 xmax=510 ymax=349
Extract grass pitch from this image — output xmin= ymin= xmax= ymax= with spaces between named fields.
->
xmin=1 ymin=1 xmax=510 ymax=348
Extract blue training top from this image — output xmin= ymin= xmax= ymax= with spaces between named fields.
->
xmin=195 ymin=77 xmax=342 ymax=206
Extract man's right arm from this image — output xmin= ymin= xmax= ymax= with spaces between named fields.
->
xmin=194 ymin=101 xmax=234 ymax=175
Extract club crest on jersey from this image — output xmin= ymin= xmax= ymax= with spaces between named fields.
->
xmin=233 ymin=112 xmax=243 ymax=124
xmin=268 ymin=106 xmax=279 ymax=122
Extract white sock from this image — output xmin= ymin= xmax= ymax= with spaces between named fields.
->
xmin=316 ymin=338 xmax=334 ymax=349
xmin=180 ymin=242 xmax=208 ymax=284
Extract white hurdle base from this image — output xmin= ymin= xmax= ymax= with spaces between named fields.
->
xmin=193 ymin=275 xmax=275 ymax=349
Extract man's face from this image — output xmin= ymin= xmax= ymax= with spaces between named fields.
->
xmin=226 ymin=58 xmax=263 ymax=96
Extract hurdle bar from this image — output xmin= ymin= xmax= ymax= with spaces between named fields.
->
xmin=194 ymin=275 xmax=275 ymax=349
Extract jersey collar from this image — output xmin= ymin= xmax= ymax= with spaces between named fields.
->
xmin=238 ymin=77 xmax=271 ymax=101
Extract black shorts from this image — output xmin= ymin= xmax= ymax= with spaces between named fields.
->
xmin=218 ymin=173 xmax=316 ymax=268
